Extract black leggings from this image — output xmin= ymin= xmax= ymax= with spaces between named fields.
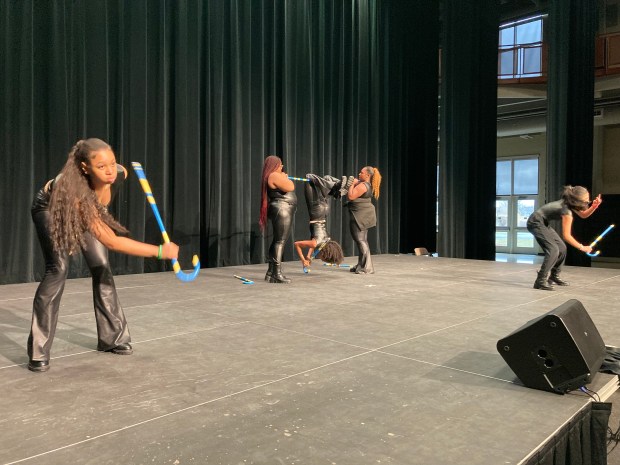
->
xmin=349 ymin=220 xmax=374 ymax=273
xmin=267 ymin=200 xmax=296 ymax=265
xmin=28 ymin=207 xmax=130 ymax=362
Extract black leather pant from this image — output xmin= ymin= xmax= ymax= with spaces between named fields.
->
xmin=28 ymin=199 xmax=131 ymax=362
xmin=267 ymin=199 xmax=296 ymax=266
xmin=527 ymin=214 xmax=566 ymax=277
xmin=349 ymin=220 xmax=374 ymax=273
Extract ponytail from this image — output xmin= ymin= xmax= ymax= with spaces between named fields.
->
xmin=364 ymin=166 xmax=382 ymax=199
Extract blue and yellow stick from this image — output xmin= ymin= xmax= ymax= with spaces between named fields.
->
xmin=288 ymin=176 xmax=309 ymax=182
xmin=234 ymin=275 xmax=254 ymax=285
xmin=131 ymin=162 xmax=200 ymax=282
xmin=585 ymin=224 xmax=615 ymax=257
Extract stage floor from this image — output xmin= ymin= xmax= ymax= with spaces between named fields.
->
xmin=1 ymin=254 xmax=620 ymax=465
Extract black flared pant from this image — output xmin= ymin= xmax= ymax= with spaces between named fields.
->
xmin=28 ymin=207 xmax=131 ymax=362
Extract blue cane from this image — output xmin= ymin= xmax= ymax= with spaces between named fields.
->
xmin=132 ymin=162 xmax=200 ymax=282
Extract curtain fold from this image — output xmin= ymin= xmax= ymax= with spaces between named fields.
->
xmin=546 ymin=0 xmax=598 ymax=268
xmin=438 ymin=0 xmax=498 ymax=260
xmin=524 ymin=402 xmax=611 ymax=465
xmin=1 ymin=0 xmax=439 ymax=284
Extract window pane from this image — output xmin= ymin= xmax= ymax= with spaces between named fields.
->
xmin=516 ymin=20 xmax=541 ymax=45
xmin=516 ymin=231 xmax=535 ymax=248
xmin=516 ymin=199 xmax=535 ymax=227
xmin=500 ymin=27 xmax=514 ymax=47
xmin=496 ymin=161 xmax=511 ymax=195
xmin=496 ymin=200 xmax=509 ymax=227
xmin=522 ymin=47 xmax=542 ymax=75
xmin=499 ymin=50 xmax=515 ymax=76
xmin=513 ymin=159 xmax=538 ymax=194
xmin=496 ymin=231 xmax=508 ymax=247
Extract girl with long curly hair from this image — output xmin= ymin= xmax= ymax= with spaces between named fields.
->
xmin=346 ymin=166 xmax=382 ymax=274
xmin=259 ymin=155 xmax=297 ymax=283
xmin=28 ymin=138 xmax=179 ymax=372
xmin=294 ymin=173 xmax=349 ymax=270
xmin=526 ymin=185 xmax=602 ymax=290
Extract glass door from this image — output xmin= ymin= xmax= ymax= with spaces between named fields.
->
xmin=495 ymin=197 xmax=510 ymax=253
xmin=513 ymin=196 xmax=537 ymax=253
xmin=495 ymin=157 xmax=539 ymax=254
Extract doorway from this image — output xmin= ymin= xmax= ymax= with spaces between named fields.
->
xmin=495 ymin=157 xmax=539 ymax=254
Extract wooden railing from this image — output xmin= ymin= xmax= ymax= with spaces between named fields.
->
xmin=595 ymin=32 xmax=620 ymax=76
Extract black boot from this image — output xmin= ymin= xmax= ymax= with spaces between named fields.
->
xmin=534 ymin=272 xmax=554 ymax=291
xmin=269 ymin=263 xmax=291 ymax=284
xmin=265 ymin=261 xmax=274 ymax=281
xmin=548 ymin=272 xmax=569 ymax=286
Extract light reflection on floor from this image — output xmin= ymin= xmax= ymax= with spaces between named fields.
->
xmin=495 ymin=253 xmax=543 ymax=265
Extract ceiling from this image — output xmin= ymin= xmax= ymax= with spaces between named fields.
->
xmin=498 ymin=0 xmax=548 ymax=22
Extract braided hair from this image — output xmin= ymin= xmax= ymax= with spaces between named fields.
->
xmin=259 ymin=155 xmax=283 ymax=232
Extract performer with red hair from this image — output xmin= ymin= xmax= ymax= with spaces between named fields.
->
xmin=259 ymin=155 xmax=297 ymax=283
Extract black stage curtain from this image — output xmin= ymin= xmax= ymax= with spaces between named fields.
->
xmin=546 ymin=0 xmax=598 ymax=267
xmin=392 ymin=0 xmax=439 ymax=255
xmin=1 ymin=0 xmax=440 ymax=284
xmin=524 ymin=402 xmax=611 ymax=465
xmin=438 ymin=0 xmax=498 ymax=260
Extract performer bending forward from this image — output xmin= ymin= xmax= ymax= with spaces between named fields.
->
xmin=29 ymin=138 xmax=179 ymax=372
xmin=294 ymin=174 xmax=348 ymax=270
xmin=346 ymin=166 xmax=382 ymax=274
xmin=259 ymin=155 xmax=297 ymax=283
xmin=526 ymin=185 xmax=601 ymax=291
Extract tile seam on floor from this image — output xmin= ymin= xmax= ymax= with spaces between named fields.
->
xmin=3 ymin=347 xmax=379 ymax=465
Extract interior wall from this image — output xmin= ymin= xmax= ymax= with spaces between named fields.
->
xmin=601 ymin=124 xmax=620 ymax=193
xmin=497 ymin=122 xmax=620 ymax=199
xmin=497 ymin=133 xmax=548 ymax=201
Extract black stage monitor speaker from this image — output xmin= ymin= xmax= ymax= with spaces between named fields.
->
xmin=497 ymin=299 xmax=606 ymax=394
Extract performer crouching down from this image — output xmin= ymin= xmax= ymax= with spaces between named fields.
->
xmin=294 ymin=174 xmax=350 ymax=269
xmin=259 ymin=155 xmax=297 ymax=283
xmin=526 ymin=185 xmax=601 ymax=291
xmin=29 ymin=138 xmax=179 ymax=372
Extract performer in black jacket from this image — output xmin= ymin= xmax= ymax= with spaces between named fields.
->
xmin=346 ymin=166 xmax=382 ymax=274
